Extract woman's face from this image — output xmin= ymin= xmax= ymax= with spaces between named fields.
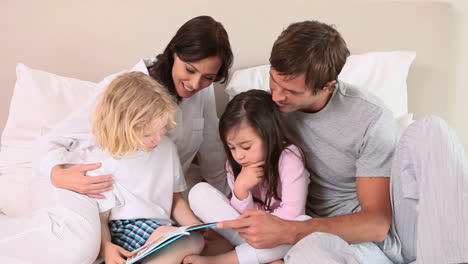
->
xmin=172 ymin=54 xmax=222 ymax=98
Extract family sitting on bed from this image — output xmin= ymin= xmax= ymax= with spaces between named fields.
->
xmin=1 ymin=15 xmax=467 ymax=264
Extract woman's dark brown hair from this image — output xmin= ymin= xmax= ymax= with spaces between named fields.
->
xmin=149 ymin=16 xmax=233 ymax=102
xmin=219 ymin=90 xmax=308 ymax=212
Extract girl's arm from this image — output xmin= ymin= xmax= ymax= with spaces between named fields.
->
xmin=270 ymin=146 xmax=310 ymax=219
xmin=227 ymin=165 xmax=257 ymax=213
xmin=171 ymin=192 xmax=203 ymax=226
xmin=99 ymin=211 xmax=134 ymax=263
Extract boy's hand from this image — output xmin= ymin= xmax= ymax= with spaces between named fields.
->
xmin=101 ymin=241 xmax=134 ymax=264
xmin=234 ymin=161 xmax=265 ymax=200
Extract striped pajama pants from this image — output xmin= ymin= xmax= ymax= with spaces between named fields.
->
xmin=285 ymin=116 xmax=468 ymax=264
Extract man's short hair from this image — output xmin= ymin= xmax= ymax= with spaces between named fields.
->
xmin=270 ymin=20 xmax=350 ymax=94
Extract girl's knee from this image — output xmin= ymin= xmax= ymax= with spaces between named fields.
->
xmin=188 ymin=182 xmax=215 ymax=205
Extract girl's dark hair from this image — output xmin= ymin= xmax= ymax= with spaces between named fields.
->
xmin=219 ymin=90 xmax=308 ymax=211
xmin=149 ymin=16 xmax=233 ymax=102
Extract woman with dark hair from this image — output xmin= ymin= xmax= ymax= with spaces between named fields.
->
xmin=0 ymin=16 xmax=232 ymax=264
xmin=43 ymin=15 xmax=233 ymax=197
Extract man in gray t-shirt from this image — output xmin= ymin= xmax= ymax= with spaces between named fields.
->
xmin=219 ymin=20 xmax=403 ymax=263
xmin=219 ymin=19 xmax=468 ymax=264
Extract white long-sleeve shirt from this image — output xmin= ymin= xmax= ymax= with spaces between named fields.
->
xmin=33 ymin=59 xmax=228 ymax=195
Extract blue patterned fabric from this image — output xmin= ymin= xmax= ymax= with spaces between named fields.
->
xmin=109 ymin=219 xmax=163 ymax=251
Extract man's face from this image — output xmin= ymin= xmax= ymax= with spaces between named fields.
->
xmin=269 ymin=68 xmax=332 ymax=113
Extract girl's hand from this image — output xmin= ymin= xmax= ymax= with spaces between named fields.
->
xmin=234 ymin=161 xmax=265 ymax=200
xmin=101 ymin=241 xmax=134 ymax=264
xmin=50 ymin=164 xmax=114 ymax=199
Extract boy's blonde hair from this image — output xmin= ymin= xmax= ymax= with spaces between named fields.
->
xmin=92 ymin=72 xmax=176 ymax=158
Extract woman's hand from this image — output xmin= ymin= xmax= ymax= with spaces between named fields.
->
xmin=101 ymin=241 xmax=134 ymax=264
xmin=50 ymin=164 xmax=114 ymax=199
xmin=234 ymin=161 xmax=265 ymax=200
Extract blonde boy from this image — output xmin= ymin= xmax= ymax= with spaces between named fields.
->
xmin=89 ymin=72 xmax=204 ymax=264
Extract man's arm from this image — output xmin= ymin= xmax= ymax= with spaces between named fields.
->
xmin=218 ymin=177 xmax=392 ymax=248
xmin=292 ymin=177 xmax=392 ymax=243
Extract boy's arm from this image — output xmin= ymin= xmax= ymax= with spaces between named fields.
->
xmin=218 ymin=177 xmax=392 ymax=248
xmin=99 ymin=211 xmax=134 ymax=263
xmin=99 ymin=211 xmax=113 ymax=256
xmin=171 ymin=192 xmax=202 ymax=226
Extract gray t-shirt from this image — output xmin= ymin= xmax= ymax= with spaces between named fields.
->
xmin=286 ymin=81 xmax=402 ymax=261
xmin=287 ymin=81 xmax=397 ymax=217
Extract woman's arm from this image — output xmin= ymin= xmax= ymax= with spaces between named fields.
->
xmin=32 ymin=87 xmax=113 ymax=198
xmin=196 ymin=85 xmax=230 ymax=195
xmin=50 ymin=164 xmax=113 ymax=199
xmin=171 ymin=192 xmax=202 ymax=226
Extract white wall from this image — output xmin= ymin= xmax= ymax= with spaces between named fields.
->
xmin=448 ymin=0 xmax=468 ymax=151
xmin=1 ymin=0 xmax=466 ymax=150
xmin=369 ymin=0 xmax=467 ymax=151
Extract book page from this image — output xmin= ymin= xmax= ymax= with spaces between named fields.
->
xmin=125 ymin=222 xmax=217 ymax=264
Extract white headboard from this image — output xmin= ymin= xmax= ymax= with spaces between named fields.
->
xmin=0 ymin=0 xmax=454 ymax=140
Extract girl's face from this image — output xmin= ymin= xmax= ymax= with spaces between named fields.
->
xmin=172 ymin=54 xmax=222 ymax=98
xmin=226 ymin=122 xmax=266 ymax=167
xmin=140 ymin=117 xmax=168 ymax=152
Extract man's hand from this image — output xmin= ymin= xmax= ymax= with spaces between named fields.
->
xmin=217 ymin=210 xmax=293 ymax=248
xmin=50 ymin=163 xmax=113 ymax=199
xmin=234 ymin=161 xmax=265 ymax=200
xmin=101 ymin=241 xmax=134 ymax=264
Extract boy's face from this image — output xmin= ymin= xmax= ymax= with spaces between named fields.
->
xmin=140 ymin=117 xmax=168 ymax=152
xmin=269 ymin=68 xmax=332 ymax=113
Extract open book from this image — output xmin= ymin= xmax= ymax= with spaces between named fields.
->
xmin=126 ymin=222 xmax=217 ymax=264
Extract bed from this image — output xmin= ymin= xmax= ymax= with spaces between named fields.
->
xmin=0 ymin=1 xmax=461 ymax=263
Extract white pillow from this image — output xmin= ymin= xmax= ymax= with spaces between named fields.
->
xmin=225 ymin=64 xmax=270 ymax=100
xmin=225 ymin=51 xmax=416 ymax=132
xmin=1 ymin=63 xmax=97 ymax=150
xmin=0 ymin=63 xmax=97 ymax=216
xmin=338 ymin=51 xmax=416 ymax=118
